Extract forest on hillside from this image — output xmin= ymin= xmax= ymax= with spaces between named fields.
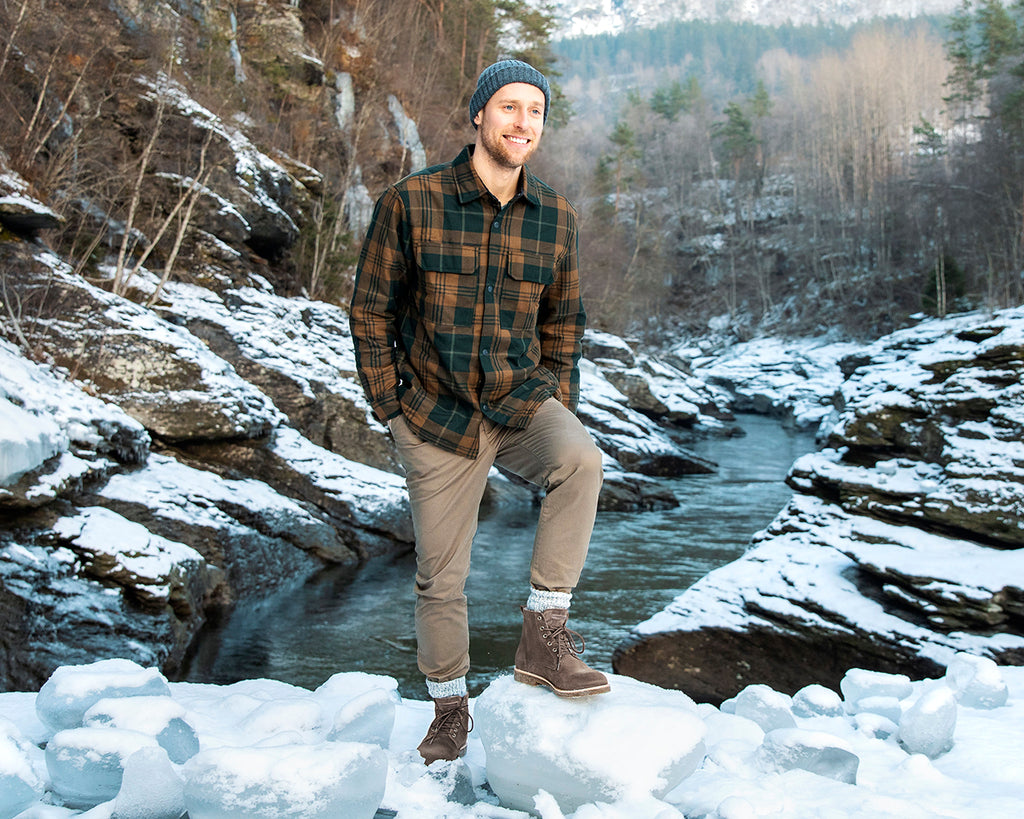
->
xmin=1 ymin=0 xmax=1023 ymax=344
xmin=533 ymin=4 xmax=1024 ymax=338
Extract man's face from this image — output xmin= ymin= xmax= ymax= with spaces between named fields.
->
xmin=473 ymin=82 xmax=545 ymax=170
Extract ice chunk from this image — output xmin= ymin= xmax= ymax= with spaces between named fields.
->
xmin=6 ymin=807 xmax=77 ymax=818
xmin=790 ymin=684 xmax=843 ymax=718
xmin=839 ymin=668 xmax=912 ymax=711
xmin=326 ymin=686 xmax=398 ymax=746
xmin=944 ymin=653 xmax=1009 ymax=709
xmin=1 ymin=722 xmax=44 ymax=818
xmin=898 ymin=687 xmax=957 ymax=758
xmin=238 ymin=697 xmax=325 ymax=744
xmin=383 ymin=757 xmax=478 ymax=816
xmin=475 ymin=674 xmax=706 ymax=814
xmin=754 ymin=727 xmax=859 ymax=783
xmin=729 ymin=684 xmax=796 ymax=732
xmin=112 ymin=746 xmax=186 ymax=819
xmin=181 ymin=741 xmax=387 ymax=818
xmin=853 ymin=712 xmax=898 ymax=740
xmin=36 ymin=660 xmax=171 ymax=733
xmin=850 ymin=695 xmax=902 ymax=723
xmin=84 ymin=696 xmax=199 ymax=764
xmin=714 ymin=796 xmax=758 ymax=819
xmin=45 ymin=727 xmax=160 ymax=808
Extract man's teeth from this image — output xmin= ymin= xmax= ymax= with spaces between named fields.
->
xmin=506 ymin=136 xmax=529 ymax=145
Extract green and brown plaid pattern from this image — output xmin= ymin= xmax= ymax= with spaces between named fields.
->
xmin=350 ymin=146 xmax=585 ymax=459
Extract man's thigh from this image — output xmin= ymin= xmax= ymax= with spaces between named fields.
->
xmin=493 ymin=398 xmax=601 ymax=488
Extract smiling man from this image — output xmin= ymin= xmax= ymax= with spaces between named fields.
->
xmin=349 ymin=59 xmax=609 ymax=765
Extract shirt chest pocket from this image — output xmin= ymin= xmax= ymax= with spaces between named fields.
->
xmin=415 ymin=242 xmax=479 ymax=327
xmin=502 ymin=251 xmax=556 ymax=331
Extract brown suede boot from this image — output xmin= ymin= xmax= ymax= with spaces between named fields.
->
xmin=513 ymin=607 xmax=611 ymax=697
xmin=417 ymin=694 xmax=472 ymax=764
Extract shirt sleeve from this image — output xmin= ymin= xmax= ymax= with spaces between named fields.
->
xmin=349 ymin=187 xmax=408 ymax=423
xmin=536 ymin=205 xmax=585 ymax=413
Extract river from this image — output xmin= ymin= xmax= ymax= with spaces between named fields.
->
xmin=180 ymin=414 xmax=817 ymax=699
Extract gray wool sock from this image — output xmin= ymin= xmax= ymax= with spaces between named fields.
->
xmin=426 ymin=676 xmax=467 ymax=699
xmin=526 ymin=588 xmax=572 ymax=611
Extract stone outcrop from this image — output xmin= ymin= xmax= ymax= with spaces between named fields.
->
xmin=615 ymin=309 xmax=1024 ymax=704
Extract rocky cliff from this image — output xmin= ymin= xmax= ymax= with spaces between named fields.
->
xmin=614 ymin=309 xmax=1024 ymax=704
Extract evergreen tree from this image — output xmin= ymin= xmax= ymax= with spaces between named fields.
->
xmin=713 ymin=101 xmax=757 ymax=181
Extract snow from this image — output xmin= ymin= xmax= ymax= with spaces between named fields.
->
xmin=1 ymin=657 xmax=1022 ymax=817
xmin=0 ymin=397 xmax=66 ymax=487
xmin=0 ymin=337 xmax=148 ymax=490
xmin=549 ymin=0 xmax=963 ymax=39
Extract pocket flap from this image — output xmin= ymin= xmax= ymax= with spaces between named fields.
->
xmin=416 ymin=242 xmax=478 ymax=274
xmin=507 ymin=251 xmax=555 ymax=285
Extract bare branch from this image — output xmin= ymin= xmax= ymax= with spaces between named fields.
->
xmin=0 ymin=0 xmax=32 ymax=79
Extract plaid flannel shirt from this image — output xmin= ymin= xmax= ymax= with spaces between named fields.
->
xmin=349 ymin=145 xmax=586 ymax=459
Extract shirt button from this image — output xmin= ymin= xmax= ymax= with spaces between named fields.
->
xmin=486 ymin=285 xmax=493 ymax=293
xmin=481 ymin=349 xmax=489 ymax=356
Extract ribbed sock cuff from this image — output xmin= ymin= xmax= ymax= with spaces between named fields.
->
xmin=426 ymin=676 xmax=467 ymax=699
xmin=526 ymin=588 xmax=572 ymax=611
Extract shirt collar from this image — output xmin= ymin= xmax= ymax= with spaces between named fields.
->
xmin=453 ymin=145 xmax=541 ymax=207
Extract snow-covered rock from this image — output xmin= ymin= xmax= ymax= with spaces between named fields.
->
xmin=898 ymin=687 xmax=958 ymax=758
xmin=45 ymin=726 xmax=161 ymax=808
xmin=0 ymin=719 xmax=44 ymax=818
xmin=944 ymin=652 xmax=1009 ymax=709
xmin=754 ymin=727 xmax=859 ymax=783
xmin=83 ymin=696 xmax=199 ymax=764
xmin=725 ymin=684 xmax=796 ymax=732
xmin=112 ymin=745 xmax=187 ymax=819
xmin=36 ymin=660 xmax=171 ymax=734
xmin=181 ymin=741 xmax=387 ymax=819
xmin=618 ymin=309 xmax=1024 ymax=704
xmin=791 ymin=684 xmax=844 ymax=718
xmin=475 ymin=674 xmax=706 ymax=813
xmin=841 ymin=669 xmax=914 ymax=710
xmin=0 ymin=336 xmax=149 ymax=508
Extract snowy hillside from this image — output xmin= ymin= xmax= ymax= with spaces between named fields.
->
xmin=550 ymin=0 xmax=962 ymax=38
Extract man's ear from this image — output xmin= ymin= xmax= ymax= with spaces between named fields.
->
xmin=473 ymin=111 xmax=482 ymax=127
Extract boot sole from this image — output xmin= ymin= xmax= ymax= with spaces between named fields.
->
xmin=513 ymin=668 xmax=611 ymax=697
xmin=420 ymin=745 xmax=467 ymax=765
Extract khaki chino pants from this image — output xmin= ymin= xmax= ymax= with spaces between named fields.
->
xmin=388 ymin=398 xmax=604 ymax=683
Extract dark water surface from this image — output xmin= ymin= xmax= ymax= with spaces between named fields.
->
xmin=181 ymin=414 xmax=816 ymax=699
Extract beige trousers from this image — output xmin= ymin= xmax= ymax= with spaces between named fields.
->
xmin=388 ymin=398 xmax=603 ymax=683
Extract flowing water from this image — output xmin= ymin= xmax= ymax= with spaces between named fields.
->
xmin=181 ymin=414 xmax=817 ymax=699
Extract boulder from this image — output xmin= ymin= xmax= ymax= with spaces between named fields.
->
xmin=614 ymin=309 xmax=1024 ymax=703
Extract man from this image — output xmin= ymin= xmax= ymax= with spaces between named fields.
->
xmin=349 ymin=59 xmax=608 ymax=765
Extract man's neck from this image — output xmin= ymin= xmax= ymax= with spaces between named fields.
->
xmin=470 ymin=148 xmax=522 ymax=208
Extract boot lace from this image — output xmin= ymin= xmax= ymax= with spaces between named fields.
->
xmin=426 ymin=704 xmax=472 ymax=741
xmin=541 ymin=621 xmax=586 ymax=670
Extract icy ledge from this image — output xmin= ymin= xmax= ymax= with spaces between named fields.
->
xmin=1 ymin=655 xmax=1022 ymax=818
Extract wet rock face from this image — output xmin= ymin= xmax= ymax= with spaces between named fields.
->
xmin=615 ymin=309 xmax=1024 ymax=703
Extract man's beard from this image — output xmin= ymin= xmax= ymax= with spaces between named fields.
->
xmin=477 ymin=125 xmax=539 ymax=169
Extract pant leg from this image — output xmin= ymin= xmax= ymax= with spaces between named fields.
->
xmin=389 ymin=415 xmax=494 ymax=682
xmin=492 ymin=398 xmax=604 ymax=592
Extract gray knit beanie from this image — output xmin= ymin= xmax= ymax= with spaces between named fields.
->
xmin=469 ymin=59 xmax=551 ymax=127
